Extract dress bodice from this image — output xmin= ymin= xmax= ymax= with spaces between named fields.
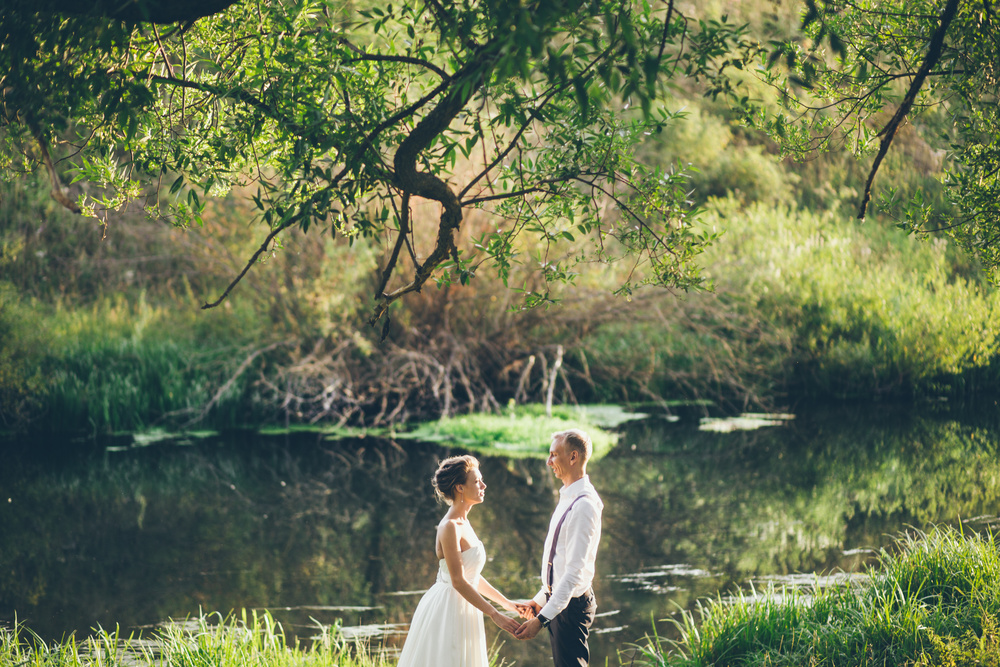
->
xmin=436 ymin=539 xmax=486 ymax=585
xmin=398 ymin=538 xmax=490 ymax=667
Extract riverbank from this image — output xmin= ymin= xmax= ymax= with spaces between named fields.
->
xmin=3 ymin=195 xmax=1000 ymax=438
xmin=0 ymin=610 xmax=398 ymax=667
xmin=638 ymin=527 xmax=1000 ymax=666
xmin=4 ymin=0 xmax=999 ymax=437
xmin=4 ymin=528 xmax=997 ymax=667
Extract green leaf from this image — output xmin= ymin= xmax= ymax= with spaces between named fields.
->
xmin=169 ymin=175 xmax=185 ymax=195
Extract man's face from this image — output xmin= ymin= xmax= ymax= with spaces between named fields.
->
xmin=547 ymin=436 xmax=574 ymax=481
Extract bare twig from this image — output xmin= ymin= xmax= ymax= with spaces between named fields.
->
xmin=201 ymin=217 xmax=296 ymax=308
xmin=376 ymin=192 xmax=412 ymax=296
xmin=343 ymin=54 xmax=451 ymax=81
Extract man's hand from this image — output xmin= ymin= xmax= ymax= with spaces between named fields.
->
xmin=513 ymin=600 xmax=541 ymax=619
xmin=514 ymin=617 xmax=543 ymax=640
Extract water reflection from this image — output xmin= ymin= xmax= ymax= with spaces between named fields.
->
xmin=2 ymin=400 xmax=1000 ymax=665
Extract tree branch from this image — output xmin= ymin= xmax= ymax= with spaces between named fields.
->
xmin=369 ymin=54 xmax=495 ymax=326
xmin=344 ymin=54 xmax=451 ymax=81
xmin=572 ymin=175 xmax=674 ymax=257
xmin=30 ymin=124 xmax=80 ymax=214
xmin=149 ymin=74 xmax=310 ymax=136
xmin=459 ymin=89 xmax=559 ymax=200
xmin=459 ymin=42 xmax=618 ymax=200
xmin=656 ymin=0 xmax=676 ymax=66
xmin=857 ymin=0 xmax=960 ymax=219
xmin=328 ymin=78 xmax=452 ymax=188
xmin=376 ymin=192 xmax=412 ymax=296
xmin=201 ymin=216 xmax=297 ymax=309
xmin=462 ymin=178 xmax=568 ymax=205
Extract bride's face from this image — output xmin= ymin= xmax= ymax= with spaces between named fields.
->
xmin=458 ymin=467 xmax=487 ymax=504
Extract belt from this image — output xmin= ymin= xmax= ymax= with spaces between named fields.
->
xmin=544 ymin=587 xmax=593 ymax=602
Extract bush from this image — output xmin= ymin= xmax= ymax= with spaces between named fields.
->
xmin=0 ymin=283 xmax=47 ymax=429
xmin=702 ymin=198 xmax=1000 ymax=399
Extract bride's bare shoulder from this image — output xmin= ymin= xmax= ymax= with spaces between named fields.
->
xmin=437 ymin=516 xmax=465 ymax=534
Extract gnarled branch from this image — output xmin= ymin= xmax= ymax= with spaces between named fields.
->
xmin=369 ymin=56 xmax=494 ymax=326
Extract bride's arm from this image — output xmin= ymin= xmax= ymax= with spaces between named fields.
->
xmin=477 ymin=577 xmax=517 ymax=613
xmin=440 ymin=522 xmax=520 ymax=634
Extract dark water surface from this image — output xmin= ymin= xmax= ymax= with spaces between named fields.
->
xmin=3 ymin=400 xmax=1000 ymax=665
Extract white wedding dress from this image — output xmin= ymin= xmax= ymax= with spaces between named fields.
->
xmin=396 ymin=538 xmax=489 ymax=667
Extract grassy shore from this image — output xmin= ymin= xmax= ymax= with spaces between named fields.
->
xmin=4 ymin=184 xmax=1000 ymax=435
xmin=637 ymin=527 xmax=1000 ymax=667
xmin=0 ymin=610 xmax=519 ymax=667
xmin=2 ymin=610 xmax=399 ymax=667
xmin=7 ymin=529 xmax=998 ymax=667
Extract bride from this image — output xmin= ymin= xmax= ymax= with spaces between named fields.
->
xmin=396 ymin=455 xmax=522 ymax=667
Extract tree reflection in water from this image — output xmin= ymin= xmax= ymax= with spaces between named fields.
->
xmin=2 ymin=400 xmax=1000 ymax=666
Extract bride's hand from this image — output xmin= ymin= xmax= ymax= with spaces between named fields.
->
xmin=491 ymin=611 xmax=521 ymax=635
xmin=513 ymin=601 xmax=538 ymax=619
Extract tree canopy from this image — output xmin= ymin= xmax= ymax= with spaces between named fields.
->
xmin=1 ymin=0 xmax=752 ymax=330
xmin=9 ymin=0 xmax=998 ymax=323
xmin=746 ymin=0 xmax=1000 ymax=274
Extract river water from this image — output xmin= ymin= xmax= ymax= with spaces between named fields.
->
xmin=3 ymin=400 xmax=1000 ymax=665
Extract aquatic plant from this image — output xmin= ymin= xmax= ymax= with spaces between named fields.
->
xmin=394 ymin=403 xmax=625 ymax=459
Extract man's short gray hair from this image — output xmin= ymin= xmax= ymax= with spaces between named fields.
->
xmin=553 ymin=428 xmax=592 ymax=463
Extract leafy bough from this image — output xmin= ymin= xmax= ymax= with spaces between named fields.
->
xmin=2 ymin=0 xmax=750 ymax=329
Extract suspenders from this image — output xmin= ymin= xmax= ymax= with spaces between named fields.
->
xmin=545 ymin=493 xmax=588 ymax=594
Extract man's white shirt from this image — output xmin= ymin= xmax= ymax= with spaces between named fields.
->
xmin=533 ymin=475 xmax=603 ymax=620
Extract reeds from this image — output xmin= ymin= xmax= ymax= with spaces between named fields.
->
xmin=1 ymin=610 xmax=518 ymax=667
xmin=639 ymin=526 xmax=1000 ymax=666
xmin=0 ymin=610 xmax=394 ymax=667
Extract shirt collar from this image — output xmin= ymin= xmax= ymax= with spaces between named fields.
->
xmin=559 ymin=475 xmax=590 ymax=499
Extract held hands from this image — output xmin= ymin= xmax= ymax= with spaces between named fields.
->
xmin=513 ymin=599 xmax=541 ymax=619
xmin=490 ymin=609 xmax=522 ymax=635
xmin=510 ymin=600 xmax=543 ymax=640
xmin=493 ymin=597 xmax=544 ymax=638
xmin=514 ymin=617 xmax=542 ymax=640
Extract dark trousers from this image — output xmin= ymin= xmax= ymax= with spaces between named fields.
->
xmin=547 ymin=589 xmax=597 ymax=667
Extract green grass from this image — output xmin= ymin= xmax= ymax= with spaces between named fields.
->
xmin=25 ymin=294 xmax=281 ymax=435
xmin=392 ymin=403 xmax=629 ymax=459
xmin=638 ymin=527 xmax=1000 ymax=666
xmin=1 ymin=610 xmax=391 ymax=667
xmin=1 ymin=610 xmax=516 ymax=667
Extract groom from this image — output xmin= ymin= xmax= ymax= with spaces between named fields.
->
xmin=514 ymin=428 xmax=604 ymax=667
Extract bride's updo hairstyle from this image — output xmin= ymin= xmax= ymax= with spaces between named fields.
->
xmin=432 ymin=455 xmax=479 ymax=505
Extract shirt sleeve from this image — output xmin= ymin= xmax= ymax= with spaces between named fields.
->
xmin=539 ymin=497 xmax=601 ymax=620
xmin=532 ymin=588 xmax=547 ymax=607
